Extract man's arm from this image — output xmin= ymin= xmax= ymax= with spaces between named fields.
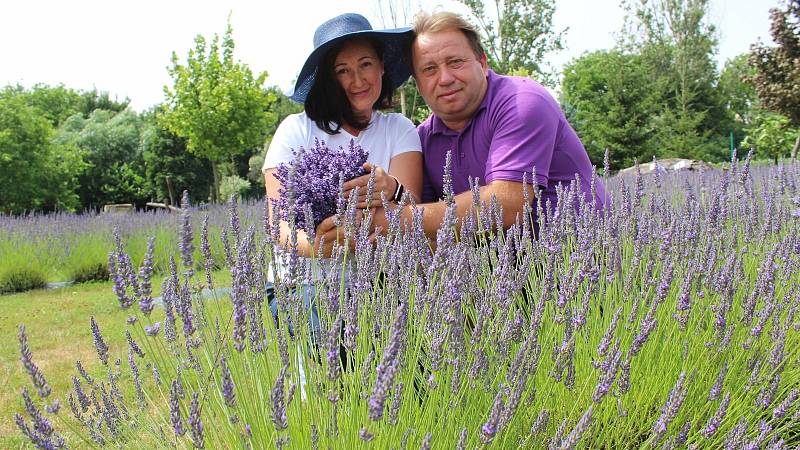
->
xmin=375 ymin=179 xmax=534 ymax=243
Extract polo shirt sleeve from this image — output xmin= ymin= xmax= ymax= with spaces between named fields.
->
xmin=484 ymin=89 xmax=557 ymax=188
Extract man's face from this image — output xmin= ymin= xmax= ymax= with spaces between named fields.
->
xmin=411 ymin=29 xmax=488 ymax=130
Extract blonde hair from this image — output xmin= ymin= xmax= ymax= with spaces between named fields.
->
xmin=409 ymin=11 xmax=486 ymax=63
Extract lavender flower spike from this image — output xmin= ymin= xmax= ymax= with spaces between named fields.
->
xmin=701 ymin=392 xmax=731 ymax=438
xmin=221 ymin=356 xmax=236 ymax=408
xmin=138 ymin=236 xmax=156 ymax=315
xmin=179 ymin=190 xmax=194 ymax=274
xmin=18 ymin=325 xmax=51 ymax=399
xmin=651 ymin=372 xmax=689 ymax=444
xmin=90 ymin=316 xmax=109 ymax=366
xmin=560 ymin=405 xmax=594 ymax=450
xmin=189 ymin=392 xmax=204 ymax=449
xmin=170 ymin=379 xmax=186 ymax=436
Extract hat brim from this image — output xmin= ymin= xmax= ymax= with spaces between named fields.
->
xmin=289 ymin=27 xmax=414 ymax=104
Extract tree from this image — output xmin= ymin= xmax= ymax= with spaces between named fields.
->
xmin=458 ymin=0 xmax=566 ymax=85
xmin=0 ymin=90 xmax=86 ymax=214
xmin=160 ymin=22 xmax=276 ymax=203
xmin=748 ymin=0 xmax=800 ymax=157
xmin=20 ymin=84 xmax=129 ymax=127
xmin=56 ymin=109 xmax=147 ymax=209
xmin=561 ymin=50 xmax=655 ymax=170
xmin=246 ymin=87 xmax=302 ymax=197
xmin=717 ymin=53 xmax=759 ymax=149
xmin=620 ymin=0 xmax=727 ymax=161
xmin=140 ymin=109 xmax=213 ymax=206
xmin=742 ymin=110 xmax=800 ymax=162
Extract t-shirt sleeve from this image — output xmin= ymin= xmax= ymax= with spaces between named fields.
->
xmin=263 ymin=115 xmax=304 ymax=171
xmin=484 ymin=89 xmax=557 ymax=188
xmin=389 ymin=114 xmax=422 ymax=158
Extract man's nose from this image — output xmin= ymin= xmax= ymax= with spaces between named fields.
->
xmin=437 ymin=66 xmax=455 ymax=85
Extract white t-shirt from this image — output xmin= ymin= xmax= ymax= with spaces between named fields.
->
xmin=263 ymin=110 xmax=421 ymax=171
xmin=262 ymin=110 xmax=421 ymax=283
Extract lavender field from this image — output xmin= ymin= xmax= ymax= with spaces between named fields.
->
xmin=0 ymin=200 xmax=268 ymax=293
xmin=9 ymin=156 xmax=800 ymax=449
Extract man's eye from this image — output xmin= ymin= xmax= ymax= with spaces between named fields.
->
xmin=448 ymin=58 xmax=466 ymax=69
xmin=421 ymin=66 xmax=437 ymax=75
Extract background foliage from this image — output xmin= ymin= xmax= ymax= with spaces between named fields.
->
xmin=1 ymin=2 xmax=799 ymax=213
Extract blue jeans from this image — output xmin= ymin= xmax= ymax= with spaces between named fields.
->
xmin=266 ymin=282 xmax=322 ymax=350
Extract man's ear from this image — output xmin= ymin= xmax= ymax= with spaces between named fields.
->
xmin=478 ymin=53 xmax=489 ymax=72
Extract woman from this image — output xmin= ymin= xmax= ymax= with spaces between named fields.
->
xmin=262 ymin=13 xmax=422 ymax=350
xmin=263 ymin=13 xmax=422 ymax=257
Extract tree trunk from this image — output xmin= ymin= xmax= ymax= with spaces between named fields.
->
xmin=400 ymin=88 xmax=407 ymax=118
xmin=792 ymin=133 xmax=800 ymax=160
xmin=211 ymin=161 xmax=220 ymax=204
xmin=165 ymin=176 xmax=176 ymax=206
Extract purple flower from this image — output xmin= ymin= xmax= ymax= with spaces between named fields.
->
xmin=702 ymin=392 xmax=730 ymax=438
xmin=179 ymin=190 xmax=195 ymax=274
xmin=189 ymin=392 xmax=204 ymax=448
xmin=368 ymin=301 xmax=408 ymax=421
xmin=170 ymin=380 xmax=185 ymax=436
xmin=480 ymin=387 xmax=505 ymax=444
xmin=271 ymin=366 xmax=288 ymax=431
xmin=531 ymin=409 xmax=550 ymax=435
xmin=220 ymin=356 xmax=236 ymax=408
xmin=416 ymin=432 xmax=431 ymax=450
xmin=359 ymin=428 xmax=374 ymax=442
xmin=144 ymin=322 xmax=161 ymax=337
xmin=72 ymin=376 xmax=89 ymax=412
xmin=271 ymin=139 xmax=368 ymax=232
xmin=90 ymin=317 xmax=109 ymax=366
xmin=138 ymin=236 xmax=155 ymax=315
xmin=18 ymin=325 xmax=51 ymax=399
xmin=772 ymin=388 xmax=798 ymax=420
xmin=201 ymin=215 xmax=214 ymax=290
xmin=560 ymin=405 xmax=594 ymax=450
xmin=126 ymin=330 xmax=145 ymax=358
xmin=651 ymin=372 xmax=689 ymax=444
xmin=128 ymin=349 xmax=144 ymax=408
xmin=75 ymin=360 xmax=93 ymax=385
xmin=708 ymin=362 xmax=728 ymax=401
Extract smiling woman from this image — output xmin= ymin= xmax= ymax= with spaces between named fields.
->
xmin=262 ymin=13 xmax=424 ymax=261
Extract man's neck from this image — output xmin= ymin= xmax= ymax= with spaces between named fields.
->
xmin=441 ymin=118 xmax=468 ymax=132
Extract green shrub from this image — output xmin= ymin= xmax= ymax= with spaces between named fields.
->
xmin=0 ymin=267 xmax=47 ymax=294
xmin=68 ymin=261 xmax=109 ymax=283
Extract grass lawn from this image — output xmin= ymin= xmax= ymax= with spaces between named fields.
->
xmin=0 ymin=272 xmax=232 ymax=448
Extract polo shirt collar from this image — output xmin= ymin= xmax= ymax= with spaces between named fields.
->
xmin=429 ymin=69 xmax=496 ymax=136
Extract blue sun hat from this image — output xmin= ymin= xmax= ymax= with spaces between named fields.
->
xmin=289 ymin=13 xmax=413 ymax=104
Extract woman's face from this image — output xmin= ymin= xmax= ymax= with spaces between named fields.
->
xmin=333 ymin=38 xmax=384 ymax=122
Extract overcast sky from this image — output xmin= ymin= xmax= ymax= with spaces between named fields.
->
xmin=0 ymin=0 xmax=778 ymax=111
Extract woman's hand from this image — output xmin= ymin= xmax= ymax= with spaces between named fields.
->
xmin=342 ymin=163 xmax=398 ymax=208
xmin=312 ymin=215 xmax=360 ymax=257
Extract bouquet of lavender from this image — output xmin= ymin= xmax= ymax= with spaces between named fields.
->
xmin=271 ymin=139 xmax=368 ymax=232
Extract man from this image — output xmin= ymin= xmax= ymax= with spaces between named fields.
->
xmin=401 ymin=11 xmax=605 ymax=237
xmin=338 ymin=11 xmax=605 ymax=243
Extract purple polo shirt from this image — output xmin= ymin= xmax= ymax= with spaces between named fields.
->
xmin=418 ymin=70 xmax=606 ymax=212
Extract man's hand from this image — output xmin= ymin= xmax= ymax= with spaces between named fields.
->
xmin=343 ymin=163 xmax=397 ymax=208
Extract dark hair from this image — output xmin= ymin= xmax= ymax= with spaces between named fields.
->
xmin=304 ymin=37 xmax=395 ymax=135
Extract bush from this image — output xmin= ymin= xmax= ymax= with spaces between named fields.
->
xmin=68 ymin=261 xmax=109 ymax=283
xmin=219 ymin=174 xmax=251 ymax=202
xmin=0 ymin=267 xmax=47 ymax=294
